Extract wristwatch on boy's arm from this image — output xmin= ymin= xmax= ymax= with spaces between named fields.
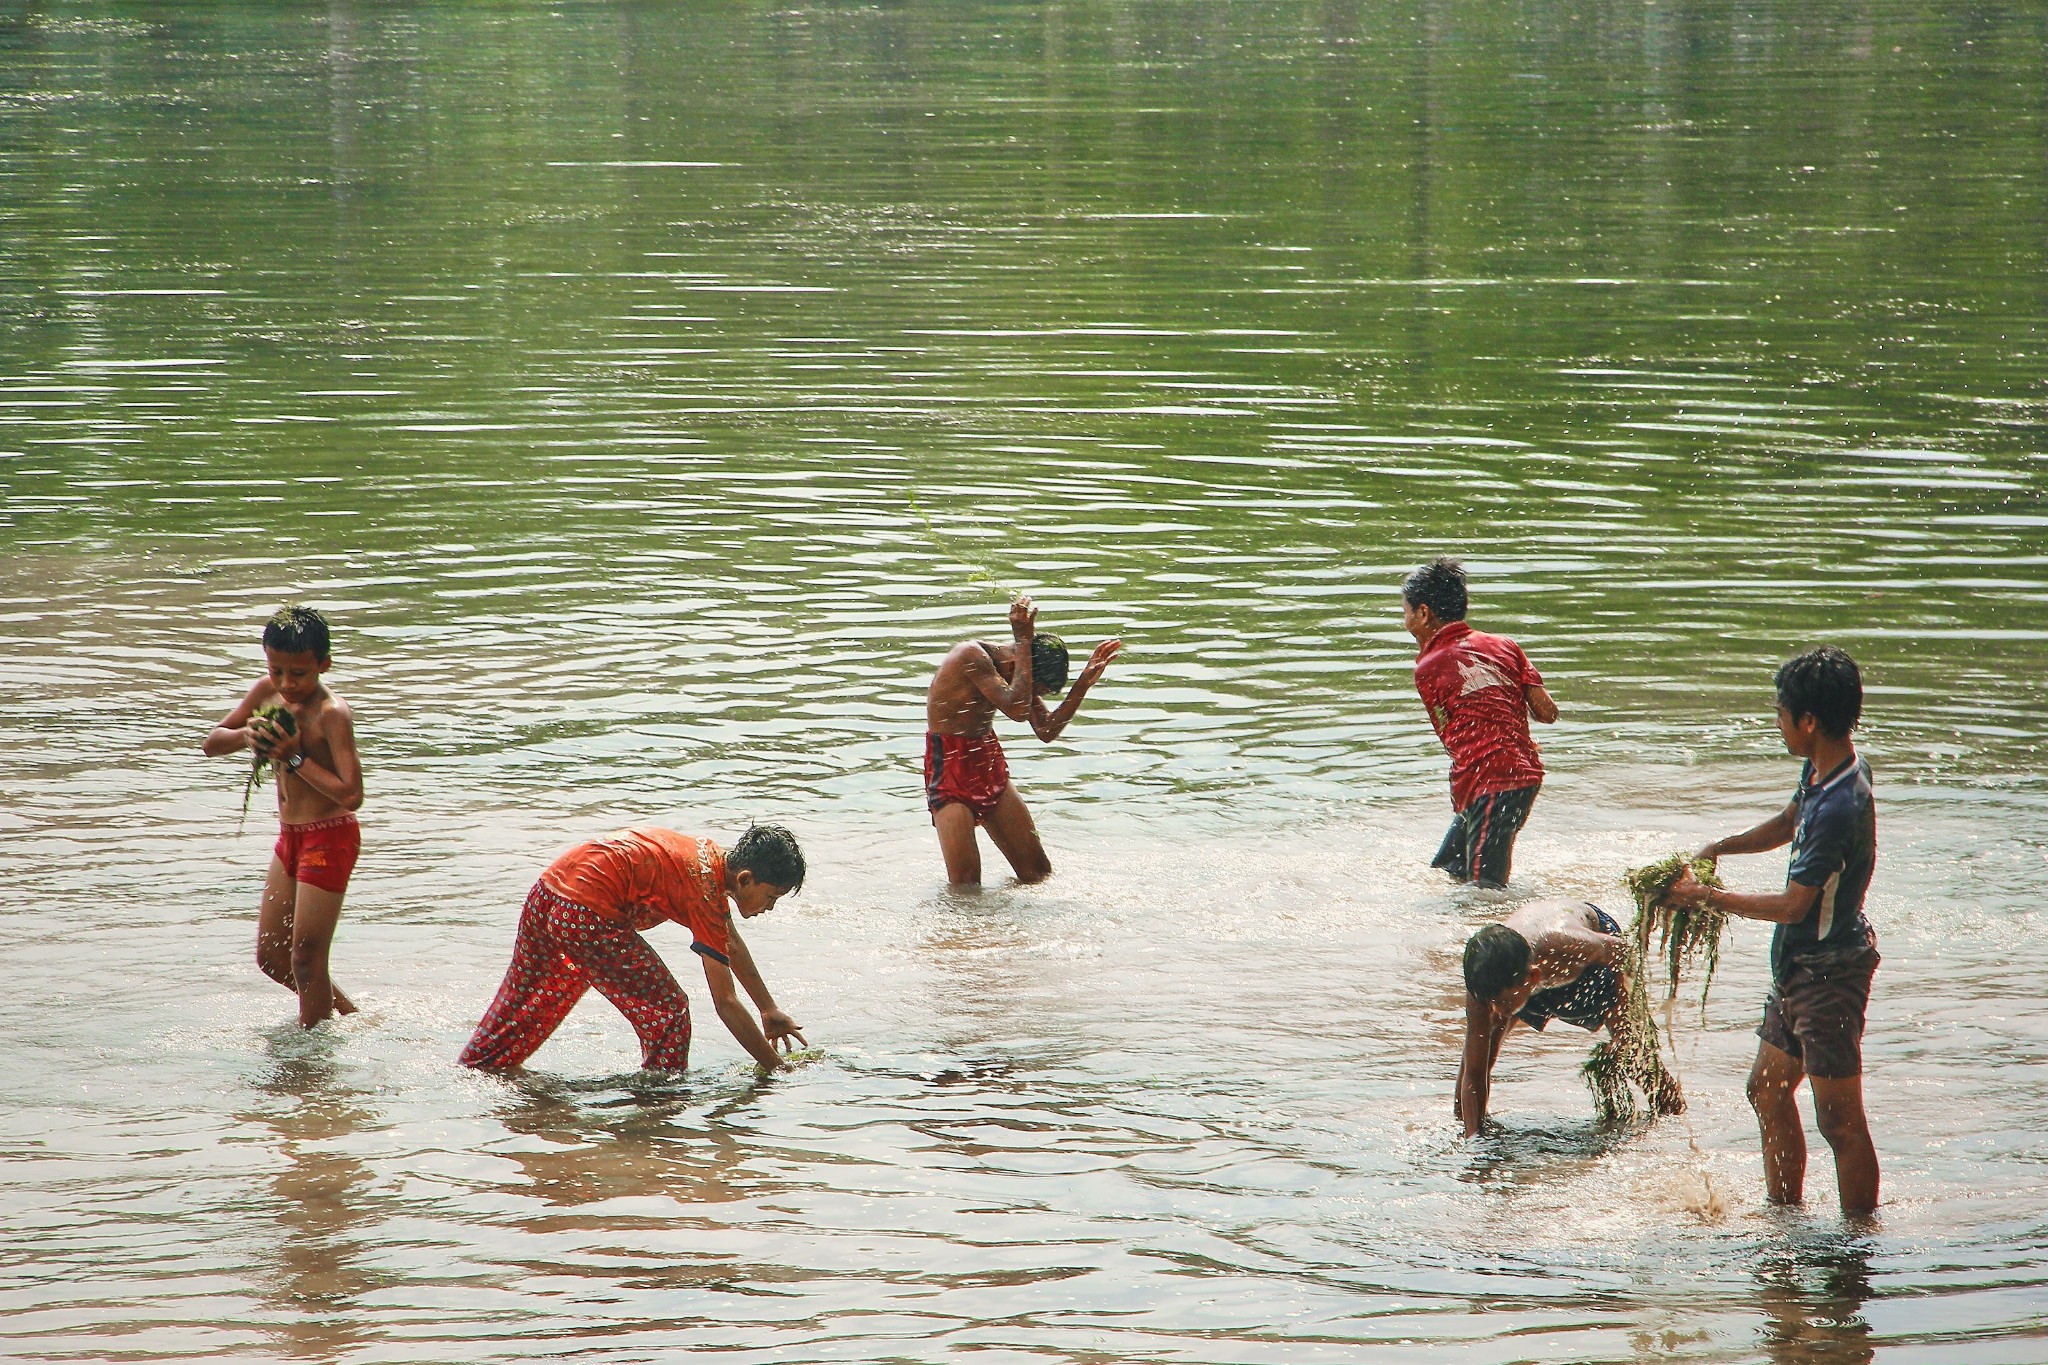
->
xmin=286 ymin=752 xmax=306 ymax=773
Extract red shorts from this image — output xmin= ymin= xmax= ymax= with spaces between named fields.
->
xmin=274 ymin=814 xmax=360 ymax=894
xmin=925 ymin=731 xmax=1010 ymax=823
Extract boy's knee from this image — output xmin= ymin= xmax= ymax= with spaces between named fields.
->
xmin=1746 ymin=1071 xmax=1793 ymax=1112
xmin=1813 ymin=1095 xmax=1870 ymax=1149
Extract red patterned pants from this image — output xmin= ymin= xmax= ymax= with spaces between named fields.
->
xmin=458 ymin=882 xmax=692 ymax=1071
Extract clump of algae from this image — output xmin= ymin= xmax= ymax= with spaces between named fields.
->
xmin=1580 ymin=933 xmax=1687 ymax=1125
xmin=1625 ymin=853 xmax=1728 ymax=1003
xmin=238 ymin=703 xmax=296 ymax=830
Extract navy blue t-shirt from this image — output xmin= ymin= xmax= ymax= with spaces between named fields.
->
xmin=1773 ymin=754 xmax=1878 ymax=982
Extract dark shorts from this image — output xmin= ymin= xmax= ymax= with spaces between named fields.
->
xmin=1759 ymin=937 xmax=1880 ymax=1080
xmin=1432 ymin=784 xmax=1540 ymax=888
xmin=1516 ymin=906 xmax=1623 ymax=1032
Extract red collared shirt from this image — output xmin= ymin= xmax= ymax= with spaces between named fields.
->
xmin=1413 ymin=621 xmax=1545 ymax=810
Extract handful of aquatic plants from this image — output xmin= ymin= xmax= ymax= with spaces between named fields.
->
xmin=238 ymin=702 xmax=296 ymax=829
xmin=1625 ymin=853 xmax=1728 ymax=1003
xmin=1582 ymin=935 xmax=1686 ymax=1124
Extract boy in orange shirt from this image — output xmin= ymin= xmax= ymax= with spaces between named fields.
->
xmin=203 ymin=606 xmax=365 ymax=1028
xmin=459 ymin=825 xmax=808 ymax=1073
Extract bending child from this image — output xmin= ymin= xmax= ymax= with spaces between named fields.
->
xmin=202 ymin=605 xmax=364 ymax=1028
xmin=1403 ymin=557 xmax=1558 ymax=888
xmin=923 ymin=595 xmax=1120 ymax=887
xmin=1664 ymin=646 xmax=1881 ymax=1216
xmin=460 ymin=825 xmax=807 ymax=1074
xmin=1457 ymin=899 xmax=1683 ymax=1135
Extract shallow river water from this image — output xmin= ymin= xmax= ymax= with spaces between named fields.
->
xmin=3 ymin=3 xmax=2046 ymax=1361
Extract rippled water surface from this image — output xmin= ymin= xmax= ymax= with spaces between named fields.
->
xmin=4 ymin=2 xmax=2046 ymax=1361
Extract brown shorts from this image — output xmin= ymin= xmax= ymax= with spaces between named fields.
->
xmin=1758 ymin=938 xmax=1880 ymax=1080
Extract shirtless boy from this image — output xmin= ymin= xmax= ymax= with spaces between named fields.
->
xmin=924 ymin=595 xmax=1120 ymax=886
xmin=1456 ymin=899 xmax=1683 ymax=1135
xmin=459 ymin=824 xmax=807 ymax=1074
xmin=202 ymin=605 xmax=364 ymax=1028
xmin=1404 ymin=557 xmax=1559 ymax=888
xmin=1663 ymin=646 xmax=1881 ymax=1216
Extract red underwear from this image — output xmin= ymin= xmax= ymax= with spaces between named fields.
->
xmin=925 ymin=731 xmax=1010 ymax=823
xmin=274 ymin=814 xmax=361 ymax=894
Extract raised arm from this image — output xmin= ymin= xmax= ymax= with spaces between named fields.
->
xmin=723 ymin=921 xmax=806 ymax=1052
xmin=960 ymin=596 xmax=1040 ymax=722
xmin=1030 ymin=638 xmax=1121 ymax=742
xmin=201 ymin=680 xmax=273 ymax=757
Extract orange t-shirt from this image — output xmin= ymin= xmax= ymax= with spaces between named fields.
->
xmin=539 ymin=827 xmax=733 ymax=963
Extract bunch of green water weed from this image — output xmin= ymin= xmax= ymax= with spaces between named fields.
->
xmin=1580 ymin=935 xmax=1686 ymax=1125
xmin=238 ymin=703 xmax=296 ymax=830
xmin=1626 ymin=853 xmax=1728 ymax=1004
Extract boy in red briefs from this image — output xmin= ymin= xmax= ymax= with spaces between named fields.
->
xmin=459 ymin=825 xmax=808 ymax=1074
xmin=925 ymin=595 xmax=1120 ymax=887
xmin=1403 ymin=557 xmax=1559 ymax=889
xmin=203 ymin=606 xmax=365 ymax=1028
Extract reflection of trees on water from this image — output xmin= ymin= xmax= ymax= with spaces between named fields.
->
xmin=239 ymin=1030 xmax=382 ymax=1364
xmin=1754 ymin=1236 xmax=1875 ymax=1365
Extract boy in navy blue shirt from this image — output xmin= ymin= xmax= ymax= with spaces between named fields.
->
xmin=1667 ymin=646 xmax=1880 ymax=1216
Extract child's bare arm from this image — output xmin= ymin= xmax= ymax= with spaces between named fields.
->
xmin=1030 ymin=638 xmax=1121 ymax=742
xmin=1457 ymin=996 xmax=1505 ymax=1137
xmin=724 ymin=923 xmax=806 ymax=1050
xmin=1667 ymin=866 xmax=1819 ymax=925
xmin=272 ymin=700 xmax=365 ymax=811
xmin=201 ymin=680 xmax=275 ymax=757
xmin=1525 ymin=683 xmax=1559 ymax=724
xmin=1696 ymin=801 xmax=1798 ymax=861
xmin=700 ymin=956 xmax=789 ymax=1070
xmin=964 ymin=597 xmax=1040 ymax=720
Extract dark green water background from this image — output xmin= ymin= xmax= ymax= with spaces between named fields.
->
xmin=4 ymin=4 xmax=2046 ymax=1362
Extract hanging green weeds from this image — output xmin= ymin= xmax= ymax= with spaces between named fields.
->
xmin=1624 ymin=853 xmax=1728 ymax=1003
xmin=238 ymin=703 xmax=296 ymax=831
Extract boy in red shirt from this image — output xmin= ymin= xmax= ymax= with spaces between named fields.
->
xmin=459 ymin=825 xmax=808 ymax=1074
xmin=1403 ymin=558 xmax=1558 ymax=889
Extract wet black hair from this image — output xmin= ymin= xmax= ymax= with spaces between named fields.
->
xmin=729 ymin=823 xmax=805 ymax=893
xmin=1463 ymin=923 xmax=1532 ymax=1002
xmin=1031 ymin=634 xmax=1070 ymax=695
xmin=1402 ymin=556 xmax=1468 ymax=622
xmin=263 ymin=604 xmax=331 ymax=661
xmin=1775 ymin=645 xmax=1863 ymax=740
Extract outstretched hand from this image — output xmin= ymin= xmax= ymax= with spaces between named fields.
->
xmin=1079 ymin=637 xmax=1121 ymax=684
xmin=1009 ymin=594 xmax=1037 ymax=642
xmin=761 ymin=1007 xmax=808 ymax=1053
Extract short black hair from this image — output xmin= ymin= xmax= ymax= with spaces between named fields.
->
xmin=1775 ymin=646 xmax=1862 ymax=739
xmin=1031 ymin=635 xmax=1070 ymax=695
xmin=1463 ymin=923 xmax=1531 ymax=1002
xmin=263 ymin=604 xmax=331 ymax=660
xmin=729 ymin=823 xmax=805 ymax=893
xmin=1402 ymin=557 xmax=1468 ymax=622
